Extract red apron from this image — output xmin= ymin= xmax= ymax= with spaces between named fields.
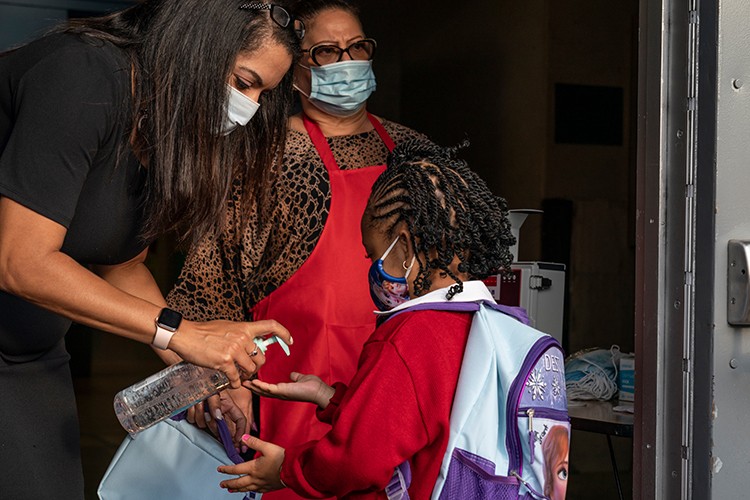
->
xmin=251 ymin=113 xmax=395 ymax=500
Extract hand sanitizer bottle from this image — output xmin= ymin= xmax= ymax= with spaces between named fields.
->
xmin=114 ymin=335 xmax=290 ymax=436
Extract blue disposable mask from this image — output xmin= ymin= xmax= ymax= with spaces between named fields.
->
xmin=220 ymin=84 xmax=260 ymax=135
xmin=296 ymin=60 xmax=376 ymax=117
xmin=368 ymin=237 xmax=415 ymax=311
xmin=564 ymin=345 xmax=622 ymax=401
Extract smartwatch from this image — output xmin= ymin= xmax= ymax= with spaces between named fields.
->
xmin=153 ymin=307 xmax=182 ymax=350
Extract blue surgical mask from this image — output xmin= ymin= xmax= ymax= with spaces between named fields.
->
xmin=368 ymin=237 xmax=416 ymax=311
xmin=220 ymin=84 xmax=260 ymax=135
xmin=296 ymin=60 xmax=376 ymax=117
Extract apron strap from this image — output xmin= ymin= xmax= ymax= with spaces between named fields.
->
xmin=367 ymin=113 xmax=396 ymax=152
xmin=303 ymin=113 xmax=339 ymax=172
xmin=302 ymin=112 xmax=396 ymax=173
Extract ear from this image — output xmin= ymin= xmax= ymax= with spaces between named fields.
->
xmin=292 ymin=64 xmax=311 ymax=93
xmin=396 ymin=226 xmax=412 ymax=259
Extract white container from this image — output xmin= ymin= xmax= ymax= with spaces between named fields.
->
xmin=484 ymin=262 xmax=566 ymax=344
xmin=618 ymin=355 xmax=635 ymax=401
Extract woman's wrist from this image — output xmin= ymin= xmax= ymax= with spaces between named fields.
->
xmin=162 ymin=318 xmax=194 ymax=357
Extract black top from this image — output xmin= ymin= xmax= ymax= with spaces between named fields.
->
xmin=0 ymin=33 xmax=148 ymax=359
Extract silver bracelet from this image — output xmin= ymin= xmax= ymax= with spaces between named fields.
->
xmin=279 ymin=465 xmax=288 ymax=488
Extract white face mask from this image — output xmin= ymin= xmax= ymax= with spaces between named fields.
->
xmin=294 ymin=60 xmax=376 ymax=117
xmin=220 ymin=84 xmax=260 ymax=135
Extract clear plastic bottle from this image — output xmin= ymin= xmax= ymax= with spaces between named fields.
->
xmin=114 ymin=335 xmax=290 ymax=436
xmin=114 ymin=361 xmax=229 ymax=436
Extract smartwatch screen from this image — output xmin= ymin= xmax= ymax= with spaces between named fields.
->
xmin=157 ymin=308 xmax=182 ymax=331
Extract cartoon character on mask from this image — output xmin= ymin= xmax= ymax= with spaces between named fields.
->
xmin=368 ymin=236 xmax=415 ymax=311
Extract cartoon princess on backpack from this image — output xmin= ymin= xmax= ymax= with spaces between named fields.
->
xmin=543 ymin=425 xmax=570 ymax=500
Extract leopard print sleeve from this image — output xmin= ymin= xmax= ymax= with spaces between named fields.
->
xmin=166 ymin=178 xmax=253 ymax=322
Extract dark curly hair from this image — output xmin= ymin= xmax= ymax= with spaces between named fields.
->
xmin=365 ymin=138 xmax=515 ymax=300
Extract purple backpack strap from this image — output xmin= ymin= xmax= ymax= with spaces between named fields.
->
xmin=216 ymin=419 xmax=244 ymax=464
xmin=216 ymin=419 xmax=262 ymax=500
xmin=171 ymin=411 xmax=242 ymax=463
xmin=385 ymin=299 xmax=530 ymax=325
xmin=172 ymin=412 xmax=258 ymax=499
xmin=385 ymin=461 xmax=412 ymax=500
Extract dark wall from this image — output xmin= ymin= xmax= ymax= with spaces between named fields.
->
xmin=0 ymin=0 xmax=132 ymax=51
xmin=359 ymin=0 xmax=638 ymax=353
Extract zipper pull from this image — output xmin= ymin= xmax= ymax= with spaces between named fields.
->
xmin=527 ymin=408 xmax=535 ymax=463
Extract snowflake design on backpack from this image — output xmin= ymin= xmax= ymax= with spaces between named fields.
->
xmin=527 ymin=368 xmax=547 ymax=400
xmin=551 ymin=375 xmax=562 ymax=403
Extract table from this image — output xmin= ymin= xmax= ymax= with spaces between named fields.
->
xmin=568 ymin=400 xmax=634 ymax=500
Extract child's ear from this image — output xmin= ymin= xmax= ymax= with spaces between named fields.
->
xmin=397 ymin=228 xmax=412 ymax=257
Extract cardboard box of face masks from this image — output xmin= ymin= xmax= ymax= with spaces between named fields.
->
xmin=618 ymin=355 xmax=635 ymax=401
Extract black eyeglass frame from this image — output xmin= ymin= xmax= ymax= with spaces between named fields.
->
xmin=302 ymin=38 xmax=378 ymax=67
xmin=239 ymin=2 xmax=306 ymax=40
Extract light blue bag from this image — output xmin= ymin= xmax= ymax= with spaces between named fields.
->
xmin=381 ymin=297 xmax=569 ymax=500
xmin=429 ymin=301 xmax=569 ymax=499
xmin=98 ymin=416 xmax=258 ymax=499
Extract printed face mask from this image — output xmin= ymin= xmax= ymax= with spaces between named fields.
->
xmin=220 ymin=84 xmax=260 ymax=135
xmin=368 ymin=237 xmax=415 ymax=311
xmin=296 ymin=60 xmax=376 ymax=117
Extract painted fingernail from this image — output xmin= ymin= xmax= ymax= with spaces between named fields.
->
xmin=241 ymin=445 xmax=249 ymax=453
xmin=204 ymin=412 xmax=212 ymax=422
xmin=242 ymin=433 xmax=251 ymax=442
xmin=214 ymin=409 xmax=223 ymax=421
xmin=251 ymin=422 xmax=259 ymax=432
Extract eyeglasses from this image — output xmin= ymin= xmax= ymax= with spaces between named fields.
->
xmin=303 ymin=38 xmax=377 ymax=67
xmin=239 ymin=2 xmax=306 ymax=40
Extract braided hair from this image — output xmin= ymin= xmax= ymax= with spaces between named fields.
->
xmin=365 ymin=138 xmax=516 ymax=299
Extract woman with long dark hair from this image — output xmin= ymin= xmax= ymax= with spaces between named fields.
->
xmin=166 ymin=6 xmax=426 ymax=496
xmin=0 ymin=1 xmax=302 ymax=497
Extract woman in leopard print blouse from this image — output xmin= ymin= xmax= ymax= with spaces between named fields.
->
xmin=167 ymin=3 xmax=426 ymax=496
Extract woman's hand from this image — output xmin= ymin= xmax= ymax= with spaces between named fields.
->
xmin=188 ymin=391 xmax=250 ymax=448
xmin=246 ymin=372 xmax=335 ymax=409
xmin=0 ymin=198 xmax=292 ymax=389
xmin=186 ymin=395 xmax=221 ymax=433
xmin=218 ymin=435 xmax=285 ymax=494
xmin=169 ymin=319 xmax=293 ymax=389
xmin=223 ymin=387 xmax=255 ymax=450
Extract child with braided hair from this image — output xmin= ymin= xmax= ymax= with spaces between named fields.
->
xmin=217 ymin=138 xmax=518 ymax=498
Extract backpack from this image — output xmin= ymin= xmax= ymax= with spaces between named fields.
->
xmin=384 ymin=297 xmax=570 ymax=500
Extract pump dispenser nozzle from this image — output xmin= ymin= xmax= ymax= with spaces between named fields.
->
xmin=253 ymin=335 xmax=291 ymax=356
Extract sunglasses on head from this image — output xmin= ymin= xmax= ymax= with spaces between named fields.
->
xmin=239 ymin=2 xmax=305 ymax=39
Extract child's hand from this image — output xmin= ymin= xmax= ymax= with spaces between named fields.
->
xmin=245 ymin=371 xmax=335 ymax=408
xmin=218 ymin=435 xmax=285 ymax=493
